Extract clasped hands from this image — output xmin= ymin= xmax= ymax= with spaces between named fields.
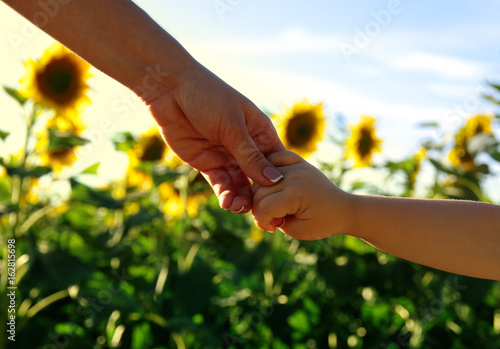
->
xmin=145 ymin=63 xmax=351 ymax=240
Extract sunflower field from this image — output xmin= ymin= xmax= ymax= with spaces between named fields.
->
xmin=1 ymin=43 xmax=500 ymax=349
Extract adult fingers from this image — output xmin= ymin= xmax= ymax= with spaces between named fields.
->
xmin=226 ymin=132 xmax=285 ymax=187
xmin=226 ymin=162 xmax=253 ymax=213
xmin=222 ymin=110 xmax=285 ymax=187
xmin=202 ymin=166 xmax=252 ymax=213
xmin=202 ymin=168 xmax=235 ymax=210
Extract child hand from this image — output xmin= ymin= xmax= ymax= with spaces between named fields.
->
xmin=251 ymin=151 xmax=354 ymax=240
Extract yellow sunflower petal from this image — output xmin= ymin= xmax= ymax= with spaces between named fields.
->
xmin=35 ymin=129 xmax=81 ymax=175
xmin=274 ymin=99 xmax=326 ymax=158
xmin=20 ymin=42 xmax=91 ymax=117
xmin=345 ymin=115 xmax=383 ymax=167
xmin=158 ymin=182 xmax=183 ymax=217
xmin=464 ymin=114 xmax=493 ymax=140
xmin=128 ymin=127 xmax=169 ymax=164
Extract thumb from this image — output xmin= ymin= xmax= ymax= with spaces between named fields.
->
xmin=266 ymin=150 xmax=305 ymax=168
xmin=228 ymin=133 xmax=284 ymax=186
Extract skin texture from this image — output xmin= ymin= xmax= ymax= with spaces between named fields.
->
xmin=252 ymin=151 xmax=500 ymax=280
xmin=2 ymin=0 xmax=285 ymax=212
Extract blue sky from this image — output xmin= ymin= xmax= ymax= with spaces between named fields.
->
xmin=137 ymin=0 xmax=500 ymax=161
xmin=0 ymin=0 xmax=499 ymax=196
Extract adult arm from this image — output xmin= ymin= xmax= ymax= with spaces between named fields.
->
xmin=2 ymin=0 xmax=285 ymax=212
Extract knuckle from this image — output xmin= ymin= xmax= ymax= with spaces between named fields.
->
xmin=245 ymin=148 xmax=265 ymax=165
xmin=259 ymin=198 xmax=274 ymax=216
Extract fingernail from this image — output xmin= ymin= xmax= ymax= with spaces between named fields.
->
xmin=232 ymin=206 xmax=246 ymax=214
xmin=263 ymin=167 xmax=283 ymax=183
xmin=276 ymin=217 xmax=286 ymax=228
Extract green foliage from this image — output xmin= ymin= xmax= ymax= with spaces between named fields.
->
xmin=1 ymin=77 xmax=499 ymax=349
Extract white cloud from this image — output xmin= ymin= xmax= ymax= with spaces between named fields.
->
xmin=389 ymin=52 xmax=487 ymax=79
xmin=187 ymin=27 xmax=343 ymax=57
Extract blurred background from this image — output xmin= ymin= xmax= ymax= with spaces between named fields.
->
xmin=1 ymin=1 xmax=500 ymax=348
xmin=1 ymin=0 xmax=500 ymax=196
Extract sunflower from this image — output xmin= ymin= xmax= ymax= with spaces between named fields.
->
xmin=158 ymin=182 xmax=184 ymax=218
xmin=158 ymin=171 xmax=211 ymax=218
xmin=20 ymin=42 xmax=91 ymax=117
xmin=449 ymin=128 xmax=474 ymax=172
xmin=126 ymin=128 xmax=171 ymax=190
xmin=129 ymin=128 xmax=169 ymax=163
xmin=274 ymin=100 xmax=326 ymax=157
xmin=345 ymin=116 xmax=383 ymax=167
xmin=449 ymin=114 xmax=493 ymax=172
xmin=23 ymin=178 xmax=42 ymax=206
xmin=409 ymin=147 xmax=426 ymax=189
xmin=36 ymin=128 xmax=86 ymax=175
xmin=464 ymin=114 xmax=493 ymax=140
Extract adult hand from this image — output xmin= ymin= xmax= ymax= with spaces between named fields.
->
xmin=0 ymin=0 xmax=285 ymax=213
xmin=147 ymin=62 xmax=285 ymax=213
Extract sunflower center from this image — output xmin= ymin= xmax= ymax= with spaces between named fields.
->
xmin=141 ymin=136 xmax=166 ymax=161
xmin=286 ymin=112 xmax=316 ymax=147
xmin=358 ymin=128 xmax=374 ymax=158
xmin=36 ymin=57 xmax=80 ymax=105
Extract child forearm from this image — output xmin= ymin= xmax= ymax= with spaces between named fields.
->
xmin=348 ymin=195 xmax=500 ymax=280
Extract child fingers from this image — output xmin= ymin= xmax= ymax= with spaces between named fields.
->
xmin=252 ymin=180 xmax=285 ymax=210
xmin=251 ymin=181 xmax=262 ymax=196
xmin=279 ymin=217 xmax=314 ymax=240
xmin=253 ymin=192 xmax=293 ymax=232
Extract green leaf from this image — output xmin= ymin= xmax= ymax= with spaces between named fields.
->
xmin=421 ymin=140 xmax=444 ymax=151
xmin=0 ymin=130 xmax=9 ymax=141
xmin=124 ymin=208 xmax=162 ymax=232
xmin=61 ymin=205 xmax=96 ymax=232
xmin=174 ymin=263 xmax=214 ymax=315
xmin=0 ymin=159 xmax=52 ymax=178
xmin=81 ymin=162 xmax=100 ymax=175
xmin=483 ymin=94 xmax=500 ymax=105
xmin=38 ymin=249 xmax=96 ymax=288
xmin=70 ymin=179 xmax=123 ymax=209
xmin=287 ymin=310 xmax=311 ymax=333
xmin=131 ymin=322 xmax=153 ymax=349
xmin=385 ymin=159 xmax=415 ymax=174
xmin=48 ymin=130 xmax=89 ymax=152
xmin=6 ymin=166 xmax=52 ymax=178
xmin=487 ymin=82 xmax=500 ymax=93
xmin=416 ymin=121 xmax=439 ymax=128
xmin=429 ymin=158 xmax=459 ymax=176
xmin=486 ymin=148 xmax=500 ymax=162
xmin=3 ymin=86 xmax=28 ymax=106
xmin=0 ymin=203 xmax=17 ymax=217
xmin=350 ymin=181 xmax=368 ymax=190
xmin=152 ymin=163 xmax=182 ymax=186
xmin=467 ymin=134 xmax=497 ymax=156
xmin=112 ymin=132 xmax=136 ymax=152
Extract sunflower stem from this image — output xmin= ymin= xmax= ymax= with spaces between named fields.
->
xmin=0 ymin=101 xmax=37 ymax=349
xmin=9 ymin=103 xmax=36 ymax=239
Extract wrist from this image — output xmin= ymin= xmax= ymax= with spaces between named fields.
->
xmin=321 ymin=184 xmax=358 ymax=238
xmin=126 ymin=40 xmax=198 ymax=104
xmin=337 ymin=191 xmax=362 ymax=238
xmin=347 ymin=194 xmax=377 ymax=242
